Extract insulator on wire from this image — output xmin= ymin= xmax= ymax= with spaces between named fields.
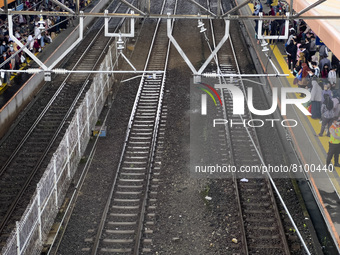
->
xmin=116 ymin=36 xmax=125 ymax=51
xmin=26 ymin=68 xmax=42 ymax=74
xmin=38 ymin=15 xmax=45 ymax=31
xmin=53 ymin=69 xmax=68 ymax=74
xmin=203 ymin=73 xmax=218 ymax=77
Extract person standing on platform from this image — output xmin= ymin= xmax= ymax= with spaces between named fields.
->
xmin=308 ymin=36 xmax=317 ymax=60
xmin=319 ymin=44 xmax=328 ymax=59
xmin=310 ymin=79 xmax=323 ymax=119
xmin=311 ymin=61 xmax=320 ymax=78
xmin=299 ymin=44 xmax=310 ymax=65
xmin=326 ymin=118 xmax=340 ymax=168
xmin=319 ymin=94 xmax=335 ymax=135
xmin=297 ymin=61 xmax=311 ymax=97
xmin=0 ymin=52 xmax=10 ymax=84
xmin=328 ymin=66 xmax=337 ymax=90
xmin=286 ymin=41 xmax=297 ymax=72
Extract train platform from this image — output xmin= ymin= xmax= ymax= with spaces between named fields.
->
xmin=236 ymin=0 xmax=340 ymax=251
xmin=0 ymin=0 xmax=98 ymax=105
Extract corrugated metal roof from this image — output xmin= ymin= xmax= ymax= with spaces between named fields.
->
xmin=293 ymin=0 xmax=340 ymax=59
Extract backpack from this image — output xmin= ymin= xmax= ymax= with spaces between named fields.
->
xmin=319 ymin=45 xmax=328 ymax=58
xmin=326 ymin=98 xmax=334 ymax=111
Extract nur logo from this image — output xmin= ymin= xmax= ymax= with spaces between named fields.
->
xmin=198 ymin=83 xmax=222 ymax=115
xmin=199 ymin=83 xmax=312 ymax=116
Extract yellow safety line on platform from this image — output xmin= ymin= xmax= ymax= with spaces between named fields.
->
xmin=271 ymin=45 xmax=340 ymax=191
xmin=247 ymin=3 xmax=254 ymax=16
xmin=266 ymin=44 xmax=340 ymax=249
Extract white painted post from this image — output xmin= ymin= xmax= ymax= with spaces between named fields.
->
xmin=66 ymin=133 xmax=71 ymax=178
xmin=76 ymin=111 xmax=81 ymax=155
xmin=106 ymin=54 xmax=110 ymax=86
xmin=53 ymin=158 xmax=58 ymax=207
xmin=36 ymin=184 xmax=42 ymax=242
xmin=100 ymin=64 xmax=104 ymax=102
xmin=86 ymin=96 xmax=90 ymax=136
xmin=94 ymin=80 xmax=98 ymax=120
xmin=16 ymin=221 xmax=20 ymax=255
xmin=110 ymin=46 xmax=115 ymax=81
xmin=109 ymin=45 xmax=113 ymax=71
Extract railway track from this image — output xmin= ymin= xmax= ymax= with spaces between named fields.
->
xmin=207 ymin=7 xmax=291 ymax=255
xmin=0 ymin=0 xmax=132 ymax=247
xmin=88 ymin=0 xmax=177 ymax=254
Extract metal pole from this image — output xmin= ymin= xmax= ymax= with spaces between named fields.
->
xmin=8 ymin=14 xmax=48 ymax=70
xmin=290 ymin=0 xmax=293 ymax=16
xmin=76 ymin=0 xmax=79 ymax=15
xmin=119 ymin=52 xmax=137 ymax=71
xmin=203 ymin=73 xmax=289 ymax=77
xmin=222 ymin=0 xmax=252 ymax=17
xmin=198 ymin=20 xmax=230 ymax=74
xmin=119 ymin=0 xmax=146 ymax=16
xmin=4 ymin=10 xmax=340 ymax=20
xmin=48 ymin=14 xmax=84 ymax=70
xmin=4 ymin=0 xmax=7 ymax=14
xmin=294 ymin=0 xmax=326 ymax=17
xmin=167 ymin=15 xmax=197 ymax=74
xmin=186 ymin=0 xmax=216 ymax=16
xmin=50 ymin=0 xmax=75 ymax=13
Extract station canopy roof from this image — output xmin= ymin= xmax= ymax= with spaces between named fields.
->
xmin=293 ymin=0 xmax=340 ymax=60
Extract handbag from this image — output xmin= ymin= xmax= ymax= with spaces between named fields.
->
xmin=308 ymin=104 xmax=312 ymax=113
xmin=303 ymin=100 xmax=311 ymax=108
xmin=296 ymin=68 xmax=303 ymax=81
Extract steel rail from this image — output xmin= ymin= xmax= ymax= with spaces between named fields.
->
xmin=221 ymin=37 xmax=290 ymax=254
xmin=0 ymin=0 xmax=121 ymax=236
xmin=223 ymin=2 xmax=304 ymax=252
xmin=226 ymin=1 xmax=312 ymax=253
xmin=228 ymin=24 xmax=291 ymax=255
xmin=133 ymin=1 xmax=178 ymax=253
xmin=41 ymin=2 xmax=136 ymax=254
xmin=204 ymin=2 xmax=292 ymax=254
xmin=206 ymin=1 xmax=248 ymax=254
xmin=90 ymin=0 xmax=170 ymax=253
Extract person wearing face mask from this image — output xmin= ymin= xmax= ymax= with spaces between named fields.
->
xmin=8 ymin=43 xmax=15 ymax=70
xmin=319 ymin=55 xmax=331 ymax=71
xmin=321 ymin=64 xmax=330 ymax=84
xmin=0 ymin=52 xmax=10 ymax=84
xmin=0 ymin=41 xmax=7 ymax=55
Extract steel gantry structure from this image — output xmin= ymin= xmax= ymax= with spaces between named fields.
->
xmin=0 ymin=0 xmax=336 ymax=79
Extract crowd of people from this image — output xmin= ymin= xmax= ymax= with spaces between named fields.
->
xmin=0 ymin=0 xmax=77 ymax=85
xmin=253 ymin=0 xmax=340 ymax=168
xmin=284 ymin=23 xmax=340 ymax=139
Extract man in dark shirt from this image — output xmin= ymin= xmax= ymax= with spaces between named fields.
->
xmin=0 ymin=52 xmax=11 ymax=84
